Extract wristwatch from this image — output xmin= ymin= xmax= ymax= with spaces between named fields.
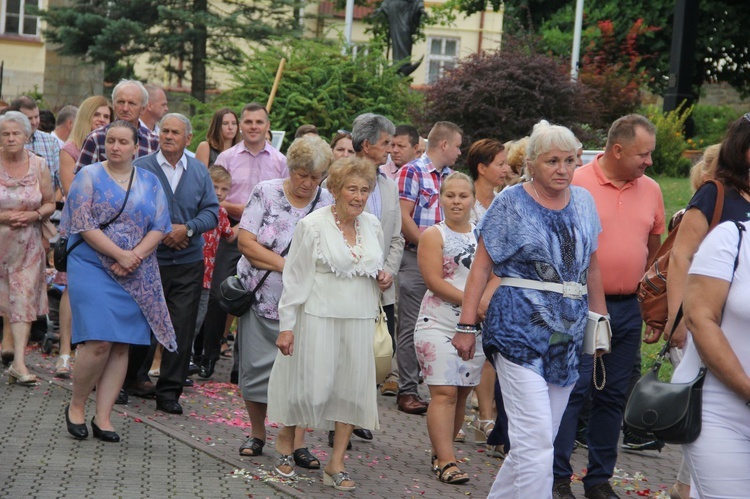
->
xmin=186 ymin=224 xmax=194 ymax=238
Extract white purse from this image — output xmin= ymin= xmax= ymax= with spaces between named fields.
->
xmin=583 ymin=311 xmax=612 ymax=355
xmin=584 ymin=311 xmax=612 ymax=390
xmin=373 ymin=302 xmax=393 ymax=385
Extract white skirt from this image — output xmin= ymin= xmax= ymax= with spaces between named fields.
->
xmin=267 ymin=311 xmax=380 ymax=431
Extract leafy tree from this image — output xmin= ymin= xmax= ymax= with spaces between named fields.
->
xmin=190 ymin=38 xmax=422 ymax=151
xmin=39 ymin=0 xmax=302 ymax=104
xmin=442 ymin=0 xmax=750 ymax=97
xmin=414 ymin=37 xmax=595 ymax=146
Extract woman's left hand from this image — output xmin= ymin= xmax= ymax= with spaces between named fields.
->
xmin=7 ymin=210 xmax=37 ymax=227
xmin=376 ymin=270 xmax=393 ymax=291
xmin=277 ymin=330 xmax=294 ymax=356
xmin=452 ymin=333 xmax=477 ymax=361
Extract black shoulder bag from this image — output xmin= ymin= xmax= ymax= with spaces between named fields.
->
xmin=624 ymin=221 xmax=745 ymax=444
xmin=53 ymin=167 xmax=136 ymax=272
xmin=218 ymin=187 xmax=323 ymax=316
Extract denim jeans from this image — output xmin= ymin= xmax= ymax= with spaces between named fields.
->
xmin=553 ymin=296 xmax=643 ymax=489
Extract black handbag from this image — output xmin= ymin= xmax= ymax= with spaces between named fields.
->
xmin=53 ymin=167 xmax=135 ymax=272
xmin=624 ymin=221 xmax=745 ymax=445
xmin=218 ymin=187 xmax=322 ymax=316
xmin=623 ymin=306 xmax=706 ymax=444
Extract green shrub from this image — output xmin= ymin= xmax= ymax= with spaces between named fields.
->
xmin=640 ymin=103 xmax=692 ymax=177
xmin=690 ymin=104 xmax=737 ymax=147
xmin=189 ymin=38 xmax=421 ymax=151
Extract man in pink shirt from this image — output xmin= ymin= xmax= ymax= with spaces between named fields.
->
xmin=553 ymin=114 xmax=665 ymax=499
xmin=197 ymin=102 xmax=288 ymax=380
xmin=380 ymin=125 xmax=420 ymax=181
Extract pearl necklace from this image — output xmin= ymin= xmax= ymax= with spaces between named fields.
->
xmin=331 ymin=206 xmax=363 ymax=262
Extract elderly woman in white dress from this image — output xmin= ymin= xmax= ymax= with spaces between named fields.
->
xmin=267 ymin=157 xmax=389 ymax=491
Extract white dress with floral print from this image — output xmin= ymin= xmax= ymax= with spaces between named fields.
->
xmin=414 ymin=222 xmax=485 ymax=386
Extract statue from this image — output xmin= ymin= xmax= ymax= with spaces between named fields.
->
xmin=375 ymin=0 xmax=426 ymax=76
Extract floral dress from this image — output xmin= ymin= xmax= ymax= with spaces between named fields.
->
xmin=414 ymin=222 xmax=485 ymax=386
xmin=59 ymin=163 xmax=176 ymax=351
xmin=0 ymin=152 xmax=48 ymax=322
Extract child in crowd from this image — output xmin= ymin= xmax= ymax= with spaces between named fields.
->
xmin=193 ymin=165 xmax=237 ymax=360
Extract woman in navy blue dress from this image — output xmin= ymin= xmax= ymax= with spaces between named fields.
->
xmin=60 ymin=121 xmax=175 ymax=442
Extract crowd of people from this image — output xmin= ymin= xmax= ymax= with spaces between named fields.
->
xmin=2 ymin=81 xmax=750 ymax=498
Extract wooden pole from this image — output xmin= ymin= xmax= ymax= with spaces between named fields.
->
xmin=266 ymin=58 xmax=286 ymax=113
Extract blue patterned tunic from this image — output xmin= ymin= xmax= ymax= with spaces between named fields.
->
xmin=60 ymin=163 xmax=176 ymax=351
xmin=479 ymin=184 xmax=601 ymax=386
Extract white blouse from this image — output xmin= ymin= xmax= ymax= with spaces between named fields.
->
xmin=278 ymin=207 xmax=384 ymax=332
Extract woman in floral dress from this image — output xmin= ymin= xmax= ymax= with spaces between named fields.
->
xmin=60 ymin=121 xmax=175 ymax=442
xmin=414 ymin=172 xmax=483 ymax=484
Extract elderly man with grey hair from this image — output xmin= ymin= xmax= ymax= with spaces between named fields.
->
xmin=76 ymin=79 xmax=159 ymax=171
xmin=52 ymin=105 xmax=78 ymax=148
xmin=133 ymin=112 xmax=219 ymax=414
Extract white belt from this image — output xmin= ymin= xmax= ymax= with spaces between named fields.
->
xmin=500 ymin=277 xmax=587 ymax=300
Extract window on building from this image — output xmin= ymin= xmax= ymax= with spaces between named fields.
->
xmin=426 ymin=37 xmax=459 ymax=84
xmin=1 ymin=0 xmax=41 ymax=37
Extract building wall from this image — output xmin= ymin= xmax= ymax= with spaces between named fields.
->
xmin=43 ymin=50 xmax=104 ymax=109
xmin=0 ymin=37 xmax=45 ymax=100
xmin=304 ymin=0 xmax=504 ymax=87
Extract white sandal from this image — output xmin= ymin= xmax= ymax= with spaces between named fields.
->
xmin=473 ymin=417 xmax=495 ymax=444
xmin=274 ymin=454 xmax=296 ymax=478
xmin=324 ymin=470 xmax=355 ymax=491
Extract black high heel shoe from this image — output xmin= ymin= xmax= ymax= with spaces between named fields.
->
xmin=91 ymin=417 xmax=120 ymax=442
xmin=65 ymin=405 xmax=88 ymax=440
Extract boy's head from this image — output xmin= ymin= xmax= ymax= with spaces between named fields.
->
xmin=209 ymin=165 xmax=232 ymax=202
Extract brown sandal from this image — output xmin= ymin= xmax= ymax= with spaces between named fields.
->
xmin=436 ymin=462 xmax=469 ymax=484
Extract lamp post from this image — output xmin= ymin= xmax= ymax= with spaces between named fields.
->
xmin=571 ymin=0 xmax=584 ymax=80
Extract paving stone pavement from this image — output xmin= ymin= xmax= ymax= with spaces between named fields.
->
xmin=1 ymin=343 xmax=682 ymax=498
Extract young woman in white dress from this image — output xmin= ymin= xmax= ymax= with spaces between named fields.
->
xmin=414 ymin=172 xmax=485 ymax=484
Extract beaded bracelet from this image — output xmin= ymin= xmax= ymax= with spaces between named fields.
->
xmin=455 ymin=323 xmax=481 ymax=334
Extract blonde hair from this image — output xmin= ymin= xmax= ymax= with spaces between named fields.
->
xmin=689 ymin=143 xmax=721 ymax=191
xmin=505 ymin=137 xmax=529 ymax=185
xmin=287 ymin=135 xmax=333 ymax=176
xmin=70 ymin=95 xmax=111 ymax=149
xmin=326 ymin=157 xmax=376 ymax=196
xmin=209 ymin=165 xmax=232 ymax=185
xmin=440 ymin=171 xmax=475 ymax=197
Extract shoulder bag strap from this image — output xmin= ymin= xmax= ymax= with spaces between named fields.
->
xmin=66 ymin=165 xmax=136 ymax=255
xmin=707 ymin=179 xmax=725 ymax=229
xmin=250 ymin=186 xmax=323 ymax=294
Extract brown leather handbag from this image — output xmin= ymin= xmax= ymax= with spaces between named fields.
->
xmin=637 ymin=180 xmax=724 ymax=331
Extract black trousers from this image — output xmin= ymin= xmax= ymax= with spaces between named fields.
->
xmin=153 ymin=260 xmax=204 ymax=401
xmin=200 ymin=238 xmax=242 ymax=363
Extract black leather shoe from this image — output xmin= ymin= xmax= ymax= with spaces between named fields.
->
xmin=65 ymin=405 xmax=88 ymax=440
xmin=183 ymin=378 xmax=194 ymax=387
xmin=327 ymin=431 xmax=352 ymax=450
xmin=187 ymin=358 xmax=200 ymax=376
xmin=156 ymin=399 xmax=183 ymax=415
xmin=91 ymin=417 xmax=120 ymax=442
xmin=198 ymin=359 xmax=215 ymax=379
xmin=352 ymin=428 xmax=373 ymax=440
xmin=553 ymin=479 xmax=576 ymax=499
xmin=584 ymin=482 xmax=620 ymax=499
xmin=115 ymin=389 xmax=128 ymax=405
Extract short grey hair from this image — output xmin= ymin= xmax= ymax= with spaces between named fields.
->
xmin=525 ymin=120 xmax=579 ymax=164
xmin=351 ymin=113 xmax=396 ymax=152
xmin=56 ymin=105 xmax=78 ymax=126
xmin=0 ymin=111 xmax=32 ymax=137
xmin=160 ymin=113 xmax=192 ymax=135
xmin=112 ymin=79 xmax=149 ymax=107
xmin=287 ymin=135 xmax=333 ymax=176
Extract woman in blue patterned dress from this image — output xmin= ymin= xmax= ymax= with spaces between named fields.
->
xmin=454 ymin=120 xmax=608 ymax=497
xmin=414 ymin=172 xmax=482 ymax=484
xmin=60 ymin=121 xmax=175 ymax=443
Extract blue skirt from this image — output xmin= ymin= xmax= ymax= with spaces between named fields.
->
xmin=67 ymin=236 xmax=151 ymax=345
